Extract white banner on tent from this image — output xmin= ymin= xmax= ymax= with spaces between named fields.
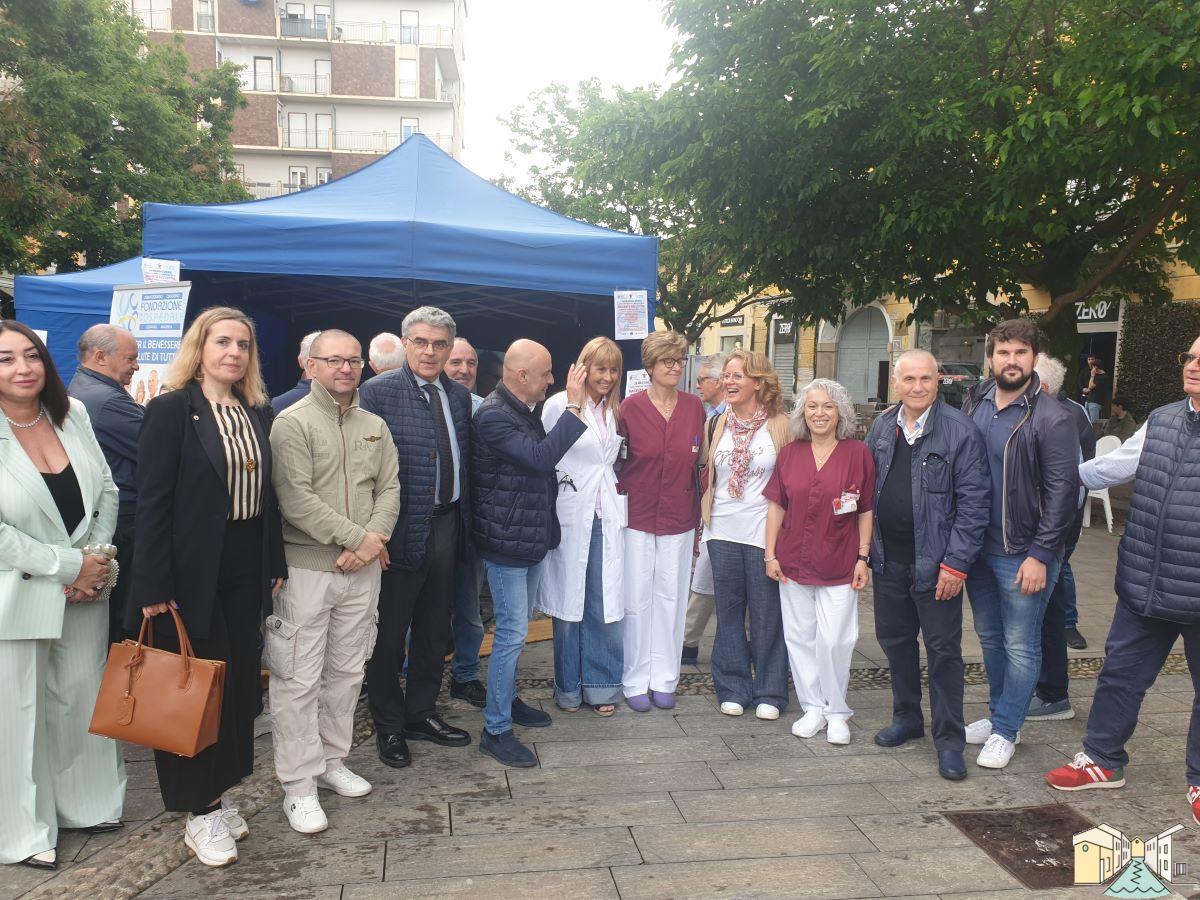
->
xmin=614 ymin=289 xmax=649 ymax=341
xmin=110 ymin=281 xmax=191 ymax=406
xmin=33 ymin=329 xmax=48 ymax=346
xmin=141 ymin=257 xmax=181 ymax=284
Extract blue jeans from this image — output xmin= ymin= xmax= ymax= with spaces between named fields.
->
xmin=451 ymin=542 xmax=485 ymax=683
xmin=707 ymin=539 xmax=789 ymax=710
xmin=967 ymin=553 xmax=1062 ymax=741
xmin=552 ymin=517 xmax=623 ymax=708
xmin=1086 ymin=401 xmax=1102 ymax=422
xmin=483 ymin=559 xmax=544 ymax=735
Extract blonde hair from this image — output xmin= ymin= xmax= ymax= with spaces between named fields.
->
xmin=576 ymin=336 xmax=623 ymax=426
xmin=640 ymin=330 xmax=688 ymax=371
xmin=725 ymin=349 xmax=784 ymax=417
xmin=166 ymin=306 xmax=269 ymax=407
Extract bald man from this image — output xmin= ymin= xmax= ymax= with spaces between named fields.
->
xmin=865 ymin=350 xmax=990 ymax=782
xmin=470 ymin=340 xmax=588 ymax=766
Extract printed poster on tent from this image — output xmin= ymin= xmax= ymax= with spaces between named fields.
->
xmin=110 ymin=281 xmax=191 ymax=406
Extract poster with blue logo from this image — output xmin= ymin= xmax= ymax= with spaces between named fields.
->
xmin=110 ymin=281 xmax=192 ymax=406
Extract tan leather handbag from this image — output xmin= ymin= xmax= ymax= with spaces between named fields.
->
xmin=89 ymin=607 xmax=226 ymax=757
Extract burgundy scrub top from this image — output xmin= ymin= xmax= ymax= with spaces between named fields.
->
xmin=763 ymin=439 xmax=876 ymax=586
xmin=617 ymin=390 xmax=707 ymax=536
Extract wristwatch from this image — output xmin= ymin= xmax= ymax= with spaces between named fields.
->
xmin=565 ymin=403 xmax=582 ymax=412
xmin=857 ymin=554 xmax=870 ymax=564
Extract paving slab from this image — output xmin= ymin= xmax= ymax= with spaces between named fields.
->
xmin=708 ymin=754 xmax=913 ymax=789
xmin=534 ymin=736 xmax=736 ymax=768
xmin=610 ymin=853 xmax=884 ymax=899
xmin=895 ymin=743 xmax=1073 ymax=779
xmin=506 ymin=760 xmax=721 ymax=798
xmin=525 ymin=712 xmax=688 ymax=741
xmin=448 ymin=792 xmax=683 ymax=835
xmin=881 ymin=773 xmax=1063 ymax=812
xmin=632 ymin=816 xmax=875 ymax=863
xmin=855 ymin=845 xmax=1021 ymax=896
xmin=671 ymin=782 xmax=897 ymax=824
xmin=849 ymin=811 xmax=975 ymax=852
xmin=345 ymin=868 xmax=620 ymax=898
xmin=383 ymin=827 xmax=640 ymax=880
xmin=238 ymin=799 xmax=450 ymax=850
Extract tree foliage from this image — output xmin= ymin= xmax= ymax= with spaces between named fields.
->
xmin=0 ymin=0 xmax=249 ymax=273
xmin=499 ymin=80 xmax=773 ymax=343
xmin=656 ymin=0 xmax=1200 ymax=336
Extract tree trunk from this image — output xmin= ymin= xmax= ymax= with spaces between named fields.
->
xmin=1041 ymin=295 xmax=1083 ymax=393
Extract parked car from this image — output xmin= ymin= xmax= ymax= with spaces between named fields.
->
xmin=937 ymin=362 xmax=983 ymax=409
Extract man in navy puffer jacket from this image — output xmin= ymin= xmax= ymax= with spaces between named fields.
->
xmin=1046 ymin=334 xmax=1200 ymax=820
xmin=472 ymin=339 xmax=587 ymax=767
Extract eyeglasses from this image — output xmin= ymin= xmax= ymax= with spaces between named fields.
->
xmin=696 ymin=374 xmax=717 ymax=383
xmin=1180 ymin=352 xmax=1199 ymax=367
xmin=658 ymin=358 xmax=685 ymax=370
xmin=312 ymin=356 xmax=365 ymax=370
xmin=722 ymin=372 xmax=747 ymax=382
xmin=405 ymin=337 xmax=452 ymax=353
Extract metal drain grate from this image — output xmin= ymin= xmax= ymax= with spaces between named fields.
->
xmin=944 ymin=804 xmax=1095 ymax=889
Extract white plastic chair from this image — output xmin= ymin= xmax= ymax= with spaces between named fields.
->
xmin=1083 ymin=435 xmax=1122 ymax=532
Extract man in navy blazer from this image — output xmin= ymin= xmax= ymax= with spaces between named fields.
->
xmin=359 ymin=307 xmax=473 ymax=769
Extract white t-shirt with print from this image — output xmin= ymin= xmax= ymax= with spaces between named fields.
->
xmin=703 ymin=426 xmax=777 ymax=549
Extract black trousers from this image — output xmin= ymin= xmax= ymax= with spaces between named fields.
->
xmin=108 ymin=514 xmax=136 ymax=646
xmin=367 ymin=508 xmax=458 ymax=733
xmin=153 ymin=517 xmax=263 ymax=814
xmin=1036 ymin=540 xmax=1077 ymax=704
xmin=873 ymin=560 xmax=965 ymax=752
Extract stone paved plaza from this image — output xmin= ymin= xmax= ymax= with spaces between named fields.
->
xmin=10 ymin=527 xmax=1200 ymax=900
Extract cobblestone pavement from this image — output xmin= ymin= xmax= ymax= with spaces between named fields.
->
xmin=9 ymin=529 xmax=1200 ymax=900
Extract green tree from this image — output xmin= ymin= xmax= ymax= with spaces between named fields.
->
xmin=0 ymin=0 xmax=249 ymax=273
xmin=500 ymin=80 xmax=774 ymax=344
xmin=657 ymin=0 xmax=1200 ymax=359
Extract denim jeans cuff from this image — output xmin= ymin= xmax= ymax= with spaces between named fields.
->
xmin=582 ymin=684 xmax=622 ymax=705
xmin=554 ymin=687 xmax=583 ymax=709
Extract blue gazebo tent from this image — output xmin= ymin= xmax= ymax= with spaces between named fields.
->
xmin=17 ymin=135 xmax=658 ymax=390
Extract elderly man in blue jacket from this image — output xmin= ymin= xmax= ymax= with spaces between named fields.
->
xmin=472 ymin=339 xmax=588 ymax=767
xmin=867 ymin=350 xmax=990 ymax=781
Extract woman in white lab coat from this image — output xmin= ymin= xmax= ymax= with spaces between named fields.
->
xmin=537 ymin=337 xmax=626 ymax=716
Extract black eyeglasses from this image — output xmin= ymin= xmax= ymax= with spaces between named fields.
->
xmin=1180 ymin=352 xmax=1199 ymax=367
xmin=658 ymin=357 xmax=686 ymax=369
xmin=405 ymin=337 xmax=452 ymax=353
xmin=312 ymin=356 xmax=365 ymax=369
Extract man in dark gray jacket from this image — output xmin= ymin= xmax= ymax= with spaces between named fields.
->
xmin=962 ymin=319 xmax=1079 ymax=770
xmin=867 ymin=350 xmax=990 ymax=782
xmin=1046 ymin=334 xmax=1200 ymax=821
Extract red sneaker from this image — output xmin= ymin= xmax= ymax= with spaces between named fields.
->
xmin=1188 ymin=785 xmax=1200 ymax=826
xmin=1045 ymin=752 xmax=1126 ymax=791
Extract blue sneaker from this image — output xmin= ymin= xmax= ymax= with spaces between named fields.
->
xmin=479 ymin=729 xmax=537 ymax=768
xmin=1025 ymin=697 xmax=1075 ymax=720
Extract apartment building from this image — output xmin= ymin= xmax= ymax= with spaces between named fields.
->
xmin=130 ymin=0 xmax=465 ymax=197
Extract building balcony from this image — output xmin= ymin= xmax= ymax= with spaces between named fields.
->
xmin=240 ymin=72 xmax=330 ymax=95
xmin=277 ymin=129 xmax=452 ymax=154
xmin=280 ymin=15 xmax=330 ymax=39
xmin=131 ymin=6 xmax=171 ymax=30
xmin=331 ymin=21 xmax=453 ymax=47
xmin=242 ymin=181 xmax=310 ymax=199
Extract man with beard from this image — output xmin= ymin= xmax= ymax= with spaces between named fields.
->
xmin=961 ymin=320 xmax=1079 ymax=770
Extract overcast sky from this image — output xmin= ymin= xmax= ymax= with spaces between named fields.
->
xmin=460 ymin=1 xmax=678 ymax=181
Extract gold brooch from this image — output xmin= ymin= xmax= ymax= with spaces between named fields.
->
xmin=245 ymin=458 xmax=257 ymax=473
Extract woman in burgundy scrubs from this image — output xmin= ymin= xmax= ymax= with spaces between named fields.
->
xmin=764 ymin=378 xmax=875 ymax=746
xmin=617 ymin=331 xmax=707 ymax=711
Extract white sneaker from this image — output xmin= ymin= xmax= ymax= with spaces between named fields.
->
xmin=719 ymin=701 xmax=744 ymax=716
xmin=791 ymin=708 xmax=826 ymax=738
xmin=755 ymin=703 xmax=780 ymax=721
xmin=977 ymin=733 xmax=1016 ymax=769
xmin=184 ymin=810 xmax=237 ymax=867
xmin=317 ymin=765 xmax=372 ymax=798
xmin=220 ymin=797 xmax=249 ymax=840
xmin=965 ymin=718 xmax=1021 ymax=746
xmin=826 ymin=719 xmax=851 ymax=745
xmin=284 ymin=793 xmax=329 ymax=834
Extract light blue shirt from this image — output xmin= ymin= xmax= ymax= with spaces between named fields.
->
xmin=470 ymin=392 xmax=484 ymax=413
xmin=417 ymin=375 xmax=461 ymax=502
xmin=899 ymin=405 xmax=932 ymax=446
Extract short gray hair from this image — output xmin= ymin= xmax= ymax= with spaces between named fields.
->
xmin=299 ymin=330 xmax=321 ymax=364
xmin=893 ymin=348 xmax=938 ymax=377
xmin=790 ymin=378 xmax=858 ymax=441
xmin=77 ymin=324 xmax=128 ymax=362
xmin=401 ymin=306 xmax=456 ymax=340
xmin=1034 ymin=353 xmax=1067 ymax=396
xmin=369 ymin=332 xmax=404 ymax=372
xmin=696 ymin=354 xmax=726 ymax=380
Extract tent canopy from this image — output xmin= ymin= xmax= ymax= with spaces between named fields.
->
xmin=14 ymin=257 xmax=144 ymax=377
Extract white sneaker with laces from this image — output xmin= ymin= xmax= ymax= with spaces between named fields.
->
xmin=755 ymin=703 xmax=780 ymax=721
xmin=220 ymin=798 xmax=248 ymax=840
xmin=977 ymin=733 xmax=1016 ymax=769
xmin=184 ymin=810 xmax=237 ymax=867
xmin=791 ymin=708 xmax=826 ymax=738
xmin=965 ymin=718 xmax=992 ymax=744
xmin=719 ymin=702 xmax=744 ymax=716
xmin=317 ymin=765 xmax=372 ymax=798
xmin=284 ymin=793 xmax=328 ymax=834
xmin=826 ymin=719 xmax=852 ymax=745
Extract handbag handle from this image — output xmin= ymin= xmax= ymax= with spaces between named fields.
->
xmin=127 ymin=606 xmax=196 ymax=691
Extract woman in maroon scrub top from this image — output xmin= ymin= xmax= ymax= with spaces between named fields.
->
xmin=764 ymin=378 xmax=875 ymax=746
xmin=617 ymin=331 xmax=707 ymax=711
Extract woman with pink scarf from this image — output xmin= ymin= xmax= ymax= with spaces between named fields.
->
xmin=700 ymin=349 xmax=791 ymax=719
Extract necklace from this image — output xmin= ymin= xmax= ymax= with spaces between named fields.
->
xmin=4 ymin=405 xmax=45 ymax=429
xmin=812 ymin=440 xmax=838 ymax=468
xmin=650 ymin=390 xmax=676 ymax=419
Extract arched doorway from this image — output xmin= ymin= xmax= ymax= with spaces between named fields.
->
xmin=836 ymin=306 xmax=891 ymax=404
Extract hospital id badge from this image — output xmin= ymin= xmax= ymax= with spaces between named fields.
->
xmin=833 ymin=490 xmax=859 ymax=515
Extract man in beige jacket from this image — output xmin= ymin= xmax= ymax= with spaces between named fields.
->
xmin=268 ymin=329 xmax=400 ymax=835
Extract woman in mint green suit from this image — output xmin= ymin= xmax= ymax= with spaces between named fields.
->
xmin=0 ymin=321 xmax=125 ymax=870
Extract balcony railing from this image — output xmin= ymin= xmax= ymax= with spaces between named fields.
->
xmin=196 ymin=12 xmax=214 ymax=32
xmin=240 ymin=72 xmax=277 ymax=92
xmin=241 ymin=73 xmax=330 ymax=95
xmin=332 ymin=21 xmax=453 ymax=47
xmin=438 ymin=85 xmax=457 ymax=102
xmin=280 ymin=16 xmax=330 ymax=39
xmin=279 ymin=130 xmax=453 ymax=154
xmin=283 ymin=129 xmax=332 ymax=150
xmin=131 ymin=6 xmax=171 ymax=30
xmin=398 ymin=79 xmax=418 ymax=98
